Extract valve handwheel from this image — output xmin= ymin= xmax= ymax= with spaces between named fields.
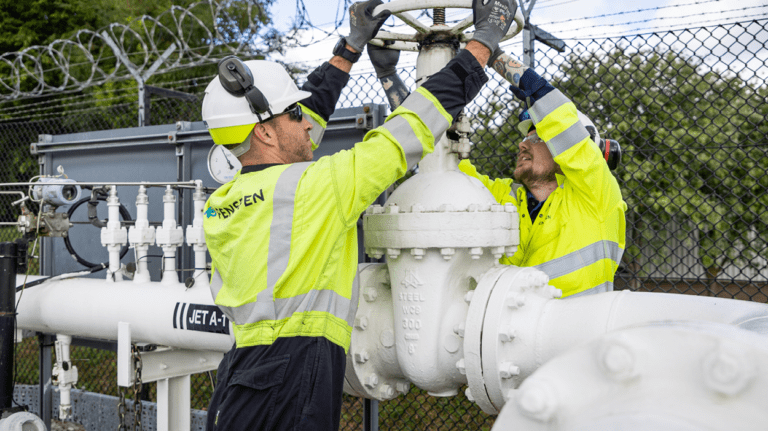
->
xmin=369 ymin=0 xmax=525 ymax=51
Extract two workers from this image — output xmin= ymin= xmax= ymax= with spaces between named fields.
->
xmin=200 ymin=0 xmax=626 ymax=428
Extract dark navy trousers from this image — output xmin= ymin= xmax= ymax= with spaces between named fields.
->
xmin=206 ymin=337 xmax=346 ymax=431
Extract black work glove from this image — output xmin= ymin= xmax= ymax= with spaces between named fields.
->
xmin=347 ymin=0 xmax=392 ymax=53
xmin=471 ymin=0 xmax=517 ymax=53
xmin=368 ymin=43 xmax=400 ymax=79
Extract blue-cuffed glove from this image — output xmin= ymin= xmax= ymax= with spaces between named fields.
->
xmin=508 ymin=70 xmax=550 ymax=104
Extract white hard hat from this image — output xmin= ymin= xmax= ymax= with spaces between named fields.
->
xmin=202 ymin=60 xmax=311 ymax=146
xmin=517 ymin=109 xmax=600 ymax=144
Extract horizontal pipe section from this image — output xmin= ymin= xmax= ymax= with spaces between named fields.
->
xmin=15 ymin=276 xmax=233 ymax=352
xmin=535 ymin=291 xmax=768 ymax=367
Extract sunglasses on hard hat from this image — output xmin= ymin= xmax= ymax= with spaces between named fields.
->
xmin=270 ymin=103 xmax=303 ymax=122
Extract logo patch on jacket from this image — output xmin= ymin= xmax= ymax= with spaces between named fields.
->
xmin=207 ymin=189 xmax=266 ymax=219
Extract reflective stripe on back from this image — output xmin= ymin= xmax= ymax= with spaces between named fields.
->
xmin=217 ymin=162 xmax=311 ymax=326
xmin=535 ymin=240 xmax=622 ymax=280
xmin=268 ymin=162 xmax=311 ymax=290
xmin=275 ymin=289 xmax=353 ymax=325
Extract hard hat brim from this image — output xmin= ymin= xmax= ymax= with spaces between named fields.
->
xmin=209 ymin=123 xmax=255 ymax=146
xmin=518 ymin=119 xmax=534 ymax=136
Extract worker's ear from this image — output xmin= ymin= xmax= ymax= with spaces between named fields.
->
xmin=252 ymin=122 xmax=277 ymax=147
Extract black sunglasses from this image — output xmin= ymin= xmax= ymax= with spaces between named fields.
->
xmin=270 ymin=103 xmax=303 ymax=122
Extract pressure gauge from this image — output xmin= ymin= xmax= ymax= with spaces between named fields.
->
xmin=207 ymin=145 xmax=242 ymax=184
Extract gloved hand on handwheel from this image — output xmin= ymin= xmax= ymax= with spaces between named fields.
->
xmin=471 ymin=0 xmax=518 ymax=54
xmin=347 ymin=0 xmax=392 ymax=53
xmin=368 ymin=43 xmax=400 ymax=79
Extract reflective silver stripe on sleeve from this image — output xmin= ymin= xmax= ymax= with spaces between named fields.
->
xmin=400 ymin=90 xmax=450 ymax=139
xmin=383 ymin=116 xmax=424 ymax=168
xmin=546 ymin=121 xmax=589 ymax=158
xmin=308 ymin=118 xmax=326 ymax=148
xmin=534 ymin=240 xmax=623 ymax=280
xmin=529 ymin=90 xmax=570 ymax=124
xmin=275 ymin=289 xmax=353 ymax=324
xmin=566 ymin=281 xmax=613 ymax=299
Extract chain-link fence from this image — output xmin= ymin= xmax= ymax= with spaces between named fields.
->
xmin=3 ymin=18 xmax=767 ymax=429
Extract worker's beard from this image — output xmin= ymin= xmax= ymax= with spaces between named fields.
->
xmin=515 ymin=166 xmax=557 ymax=190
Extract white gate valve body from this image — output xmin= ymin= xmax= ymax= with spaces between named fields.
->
xmin=363 ymin=170 xmax=519 ymax=397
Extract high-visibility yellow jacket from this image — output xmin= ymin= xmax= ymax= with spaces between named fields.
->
xmin=203 ymin=86 xmax=453 ymax=352
xmin=459 ymin=89 xmax=627 ymax=298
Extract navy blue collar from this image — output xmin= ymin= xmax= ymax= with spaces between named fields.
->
xmin=526 ymin=190 xmax=546 ymax=220
xmin=241 ymin=163 xmax=283 ymax=174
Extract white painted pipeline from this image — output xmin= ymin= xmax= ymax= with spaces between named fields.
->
xmin=15 ymin=277 xmax=233 ymax=352
xmin=527 ymin=291 xmax=768 ymax=374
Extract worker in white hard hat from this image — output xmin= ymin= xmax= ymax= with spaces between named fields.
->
xmin=201 ymin=0 xmax=519 ymax=429
xmin=458 ymin=50 xmax=627 ymax=299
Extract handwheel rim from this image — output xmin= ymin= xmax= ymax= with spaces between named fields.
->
xmin=369 ymin=0 xmax=525 ymax=51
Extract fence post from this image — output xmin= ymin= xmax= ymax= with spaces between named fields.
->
xmin=100 ymin=31 xmax=177 ymax=127
xmin=0 ymin=242 xmax=17 ymax=409
xmin=364 ymin=399 xmax=379 ymax=431
xmin=520 ymin=0 xmax=537 ymax=68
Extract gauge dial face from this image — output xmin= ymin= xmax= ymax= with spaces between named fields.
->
xmin=207 ymin=145 xmax=242 ymax=184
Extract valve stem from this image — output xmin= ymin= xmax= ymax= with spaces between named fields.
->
xmin=433 ymin=8 xmax=446 ymax=25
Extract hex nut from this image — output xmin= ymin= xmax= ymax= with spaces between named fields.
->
xmin=364 ymin=374 xmax=379 ymax=389
xmin=506 ymin=292 xmax=526 ymax=309
xmin=499 ymin=362 xmax=521 ymax=379
xmin=355 ymin=316 xmax=369 ymax=330
xmin=410 ymin=248 xmax=425 ymax=259
xmin=517 ymin=380 xmax=558 ymax=422
xmin=702 ymin=344 xmax=756 ymax=397
xmin=354 ymin=350 xmax=370 ymax=364
xmin=380 ymin=384 xmax=396 ymax=399
xmin=456 ymin=359 xmax=466 ymax=375
xmin=363 ymin=287 xmax=378 ymax=302
xmin=599 ymin=339 xmax=639 ymax=382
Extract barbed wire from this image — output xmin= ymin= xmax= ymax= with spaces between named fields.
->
xmin=0 ymin=0 xmax=279 ymax=100
xmin=1 ymin=0 xmax=765 ymax=104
